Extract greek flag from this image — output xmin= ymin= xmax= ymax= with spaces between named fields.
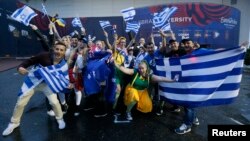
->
xmin=153 ymin=7 xmax=177 ymax=31
xmin=99 ymin=21 xmax=112 ymax=29
xmin=18 ymin=60 xmax=69 ymax=96
xmin=72 ymin=17 xmax=82 ymax=28
xmin=156 ymin=47 xmax=246 ymax=108
xmin=11 ymin=5 xmax=37 ymax=26
xmin=41 ymin=3 xmax=48 ymax=17
xmin=121 ymin=7 xmax=136 ymax=21
xmin=125 ymin=22 xmax=140 ymax=34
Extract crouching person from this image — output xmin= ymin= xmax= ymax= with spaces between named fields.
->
xmin=2 ymin=42 xmax=69 ymax=136
xmin=114 ymin=60 xmax=177 ymax=120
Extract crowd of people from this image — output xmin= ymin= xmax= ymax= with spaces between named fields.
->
xmin=2 ymin=21 xmax=248 ymax=137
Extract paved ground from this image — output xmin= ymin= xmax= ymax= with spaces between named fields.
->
xmin=0 ymin=58 xmax=23 ymax=72
xmin=0 ymin=59 xmax=250 ymax=141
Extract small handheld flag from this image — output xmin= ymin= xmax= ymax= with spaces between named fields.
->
xmin=72 ymin=17 xmax=83 ymax=28
xmin=120 ymin=7 xmax=136 ymax=22
xmin=152 ymin=7 xmax=177 ymax=31
xmin=11 ymin=5 xmax=37 ymax=26
xmin=99 ymin=20 xmax=112 ymax=29
xmin=55 ymin=18 xmax=66 ymax=27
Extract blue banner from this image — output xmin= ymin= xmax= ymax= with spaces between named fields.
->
xmin=130 ymin=3 xmax=240 ymax=48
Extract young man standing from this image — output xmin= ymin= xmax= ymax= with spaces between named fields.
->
xmin=2 ymin=42 xmax=69 ymax=136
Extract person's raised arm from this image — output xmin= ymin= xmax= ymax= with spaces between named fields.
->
xmin=112 ymin=33 xmax=118 ymax=51
xmin=80 ymin=27 xmax=86 ymax=40
xmin=149 ymin=33 xmax=155 ymax=46
xmin=126 ymin=37 xmax=135 ymax=49
xmin=51 ymin=22 xmax=61 ymax=40
xmin=114 ymin=61 xmax=134 ymax=75
xmin=30 ymin=24 xmax=50 ymax=51
xmin=103 ymin=30 xmax=112 ymax=50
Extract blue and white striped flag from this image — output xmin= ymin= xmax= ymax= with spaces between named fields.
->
xmin=99 ymin=21 xmax=112 ymax=29
xmin=153 ymin=7 xmax=177 ymax=31
xmin=18 ymin=60 xmax=69 ymax=97
xmin=41 ymin=3 xmax=48 ymax=18
xmin=72 ymin=17 xmax=82 ymax=27
xmin=125 ymin=22 xmax=140 ymax=34
xmin=156 ymin=47 xmax=246 ymax=108
xmin=11 ymin=5 xmax=37 ymax=26
xmin=121 ymin=7 xmax=136 ymax=22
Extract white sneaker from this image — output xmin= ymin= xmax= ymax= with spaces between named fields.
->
xmin=2 ymin=123 xmax=20 ymax=136
xmin=47 ymin=110 xmax=55 ymax=116
xmin=74 ymin=112 xmax=80 ymax=116
xmin=57 ymin=119 xmax=66 ymax=129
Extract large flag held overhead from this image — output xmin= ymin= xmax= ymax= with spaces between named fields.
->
xmin=152 ymin=7 xmax=177 ymax=31
xmin=156 ymin=47 xmax=246 ymax=108
xmin=72 ymin=17 xmax=83 ymax=28
xmin=18 ymin=60 xmax=69 ymax=97
xmin=99 ymin=20 xmax=112 ymax=29
xmin=121 ymin=7 xmax=136 ymax=22
xmin=11 ymin=5 xmax=37 ymax=26
xmin=125 ymin=21 xmax=141 ymax=34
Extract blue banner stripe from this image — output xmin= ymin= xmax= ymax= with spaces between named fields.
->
xmin=180 ymin=68 xmax=242 ymax=82
xmin=160 ymin=96 xmax=236 ymax=108
xmin=13 ymin=6 xmax=25 ymax=18
xmin=159 ymin=83 xmax=240 ymax=95
xmin=182 ymin=54 xmax=244 ymax=70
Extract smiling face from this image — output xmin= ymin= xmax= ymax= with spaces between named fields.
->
xmin=170 ymin=41 xmax=179 ymax=51
xmin=147 ymin=43 xmax=154 ymax=55
xmin=71 ymin=37 xmax=79 ymax=48
xmin=138 ymin=62 xmax=148 ymax=77
xmin=53 ymin=43 xmax=66 ymax=61
xmin=184 ymin=40 xmax=194 ymax=53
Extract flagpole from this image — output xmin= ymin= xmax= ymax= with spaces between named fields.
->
xmin=42 ymin=3 xmax=51 ymax=22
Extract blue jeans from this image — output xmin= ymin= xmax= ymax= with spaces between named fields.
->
xmin=184 ymin=107 xmax=196 ymax=126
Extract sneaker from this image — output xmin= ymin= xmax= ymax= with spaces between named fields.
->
xmin=2 ymin=123 xmax=20 ymax=136
xmin=74 ymin=106 xmax=80 ymax=116
xmin=193 ymin=117 xmax=200 ymax=126
xmin=126 ymin=112 xmax=133 ymax=120
xmin=169 ymin=106 xmax=181 ymax=113
xmin=94 ymin=113 xmax=108 ymax=118
xmin=57 ymin=119 xmax=66 ymax=129
xmin=83 ymin=107 xmax=94 ymax=111
xmin=113 ymin=112 xmax=121 ymax=116
xmin=47 ymin=110 xmax=55 ymax=116
xmin=61 ymin=104 xmax=68 ymax=114
xmin=156 ymin=109 xmax=163 ymax=116
xmin=174 ymin=123 xmax=191 ymax=134
xmin=113 ymin=115 xmax=130 ymax=123
xmin=74 ymin=112 xmax=80 ymax=116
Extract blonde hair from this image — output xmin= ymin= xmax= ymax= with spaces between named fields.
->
xmin=116 ymin=36 xmax=126 ymax=45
